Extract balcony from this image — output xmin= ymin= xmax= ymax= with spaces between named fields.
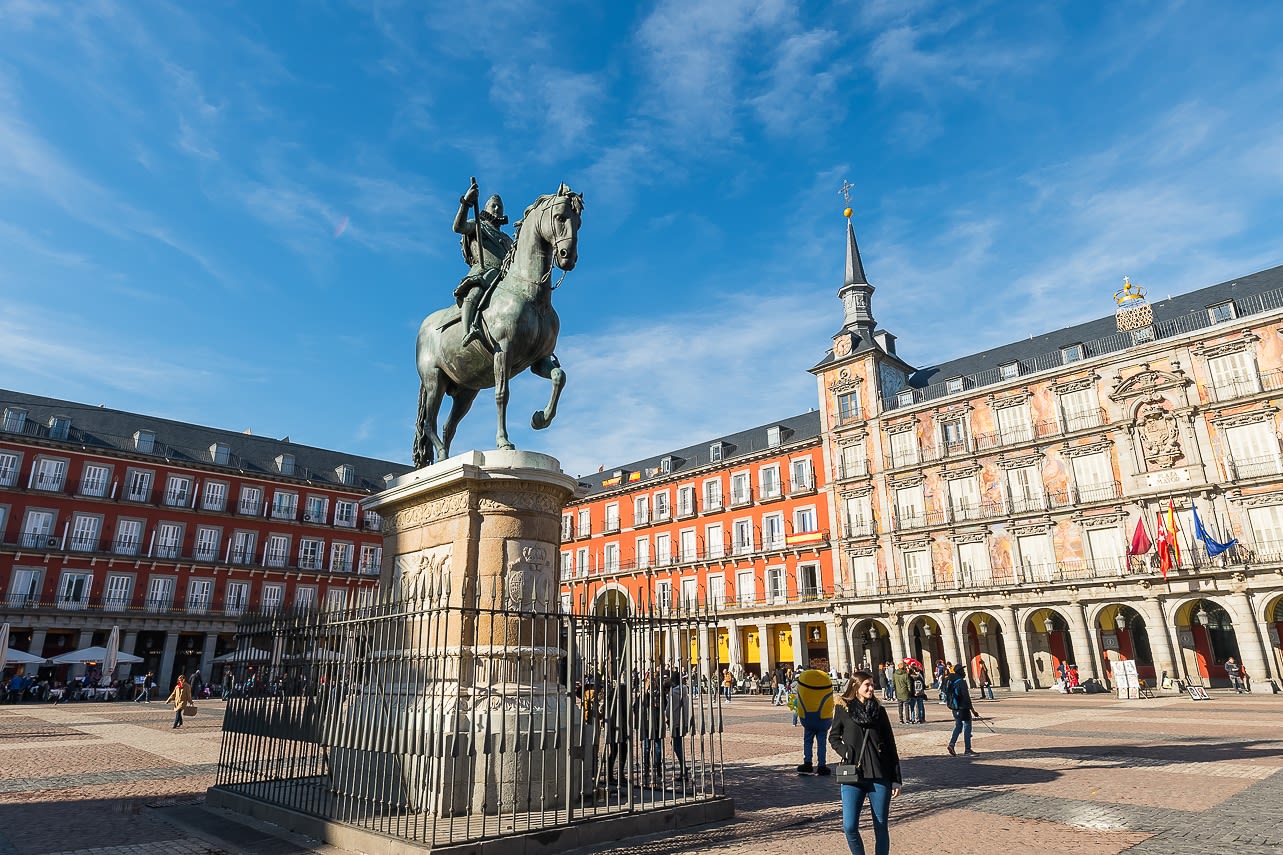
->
xmin=155 ymin=544 xmax=182 ymax=560
xmin=1063 ymin=408 xmax=1107 ymax=433
xmin=843 ymin=517 xmax=876 ymax=539
xmin=835 ymin=460 xmax=869 ymax=481
xmin=789 ymin=476 xmax=817 ymax=496
xmin=1228 ymin=455 xmax=1283 ymax=480
xmin=728 ymin=488 xmax=753 ymax=509
xmin=675 ymin=503 xmax=696 ymax=520
xmin=701 ymin=497 xmax=723 ymax=513
xmin=33 ymin=474 xmax=66 ymax=492
xmin=79 ymin=480 xmax=108 ymax=498
xmin=1075 ymin=480 xmax=1122 ymax=503
xmin=949 ymin=501 xmax=1004 ymax=522
xmin=271 ymin=507 xmax=297 ymax=521
xmin=1208 ymin=369 xmax=1283 ymax=403
xmin=603 ymin=518 xmax=621 ymax=533
xmin=237 ymin=501 xmax=259 ymax=516
xmin=758 ymin=484 xmax=784 ymax=503
xmin=19 ymin=532 xmax=56 ymax=549
xmin=164 ymin=492 xmax=191 ymax=508
xmin=894 ymin=506 xmax=947 ymax=531
xmin=973 ymin=419 xmax=1061 ymax=451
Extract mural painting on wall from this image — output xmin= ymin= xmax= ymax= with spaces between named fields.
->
xmin=1135 ymin=399 xmax=1183 ymax=469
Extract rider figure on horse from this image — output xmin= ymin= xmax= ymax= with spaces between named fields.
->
xmin=452 ymin=178 xmax=513 ymax=348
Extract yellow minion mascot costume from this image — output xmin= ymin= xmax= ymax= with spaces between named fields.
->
xmin=794 ymin=668 xmax=834 ymax=775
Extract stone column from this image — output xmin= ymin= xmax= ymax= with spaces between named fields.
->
xmin=756 ymin=622 xmax=772 ymax=675
xmin=158 ymin=632 xmax=180 ymax=691
xmin=790 ymin=621 xmax=804 ymax=669
xmin=199 ymin=633 xmax=219 ymax=685
xmin=122 ymin=631 xmax=139 ymax=679
xmin=1066 ymin=602 xmax=1099 ymax=682
xmin=1135 ymin=596 xmax=1177 ymax=687
xmin=827 ymin=617 xmax=847 ymax=673
xmin=1004 ymin=605 xmax=1031 ymax=691
xmin=29 ymin=628 xmax=47 ymax=659
xmin=71 ymin=629 xmax=94 ymax=679
xmin=1236 ymin=587 xmax=1278 ymax=693
xmin=937 ymin=610 xmax=963 ymax=669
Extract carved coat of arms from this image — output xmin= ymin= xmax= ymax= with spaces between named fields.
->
xmin=1135 ymin=400 xmax=1182 ymax=469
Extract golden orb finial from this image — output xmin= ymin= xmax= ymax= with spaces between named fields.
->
xmin=843 ymin=207 xmax=853 ymax=219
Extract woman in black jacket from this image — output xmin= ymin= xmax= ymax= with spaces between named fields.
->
xmin=828 ymin=670 xmax=901 ymax=855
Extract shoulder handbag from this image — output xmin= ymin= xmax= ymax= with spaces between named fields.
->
xmin=834 ymin=727 xmax=869 ymax=782
xmin=183 ymin=703 xmax=198 ymax=716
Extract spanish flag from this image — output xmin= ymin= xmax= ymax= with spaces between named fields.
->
xmin=1166 ymin=500 xmax=1182 ymax=567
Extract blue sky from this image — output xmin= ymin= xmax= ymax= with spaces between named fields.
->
xmin=2 ymin=1 xmax=1282 ymax=478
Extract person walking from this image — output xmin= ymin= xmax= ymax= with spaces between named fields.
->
xmin=892 ymin=663 xmax=911 ymax=724
xmin=976 ymin=661 xmax=995 ymax=701
xmin=668 ymin=672 xmax=693 ymax=782
xmin=635 ymin=671 xmax=667 ymax=787
xmin=721 ymin=669 xmax=735 ymax=702
xmin=944 ymin=664 xmax=975 ymax=756
xmin=828 ymin=670 xmax=902 ymax=855
xmin=882 ymin=662 xmax=896 ymax=702
xmin=164 ymin=675 xmax=192 ymax=729
xmin=908 ymin=667 xmax=927 ymax=725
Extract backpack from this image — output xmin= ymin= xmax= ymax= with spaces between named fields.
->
xmin=910 ymin=676 xmax=926 ymax=697
xmin=946 ymin=678 xmax=962 ymax=710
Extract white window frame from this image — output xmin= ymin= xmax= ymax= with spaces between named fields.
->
xmin=793 ymin=505 xmax=818 ymax=534
xmin=79 ymin=463 xmax=110 ymax=497
xmin=677 ymin=485 xmax=696 ymax=517
xmin=9 ymin=568 xmax=42 ymax=606
xmin=33 ymin=457 xmax=67 ymax=492
xmin=164 ymin=475 xmax=193 ymax=507
xmin=103 ymin=574 xmax=132 ymax=610
xmin=903 ymin=549 xmax=932 ymax=592
xmin=187 ymin=578 xmax=213 ymax=614
xmin=358 ymin=544 xmax=382 ymax=575
xmin=759 ymin=464 xmax=781 ymax=499
xmin=299 ymin=538 xmax=324 ymax=570
xmin=790 ymin=457 xmax=814 ymax=492
xmin=703 ymin=478 xmax=723 ymax=511
xmin=603 ymin=541 xmax=620 ymax=572
xmin=736 ymin=570 xmax=756 ymax=606
xmin=272 ymin=490 xmax=298 ymax=521
xmin=194 ymin=526 xmax=220 ymax=562
xmin=202 ymin=480 xmax=228 ymax=512
xmin=230 ymin=530 xmax=256 ymax=564
xmin=730 ymin=471 xmax=751 ymax=505
xmin=261 ymin=584 xmax=284 ymax=612
xmin=265 ymin=534 xmax=290 ymax=568
xmin=653 ymin=491 xmax=671 ymax=521
xmin=762 ymin=512 xmax=785 ymax=550
xmin=765 ymin=567 xmax=786 ymax=604
xmin=577 ymin=508 xmax=590 ymax=536
xmin=678 ymin=528 xmax=697 ymax=562
xmin=635 ymin=536 xmax=650 ymax=570
xmin=146 ymin=576 xmax=175 ymax=612
xmin=704 ymin=523 xmax=724 ymax=559
xmin=305 ymin=495 xmax=329 ymax=524
xmin=225 ymin=581 xmax=249 ymax=615
xmin=330 ymin=541 xmax=354 ymax=572
xmin=113 ymin=518 xmax=143 ymax=556
xmin=70 ymin=514 xmax=101 ymax=552
xmin=604 ymin=502 xmax=620 ymax=532
xmin=655 ymin=533 xmax=672 ymax=566
xmin=125 ymin=468 xmax=153 ymax=503
xmin=154 ymin=522 xmax=182 ymax=559
xmin=889 ymin=431 xmax=918 ymax=467
xmin=57 ymin=570 xmax=92 ymax=609
xmin=238 ymin=485 xmax=262 ymax=515
xmin=334 ymin=500 xmax=356 ymax=527
xmin=633 ymin=496 xmax=649 ymax=526
xmin=957 ymin=541 xmax=991 ymax=586
xmin=732 ymin=518 xmax=754 ymax=555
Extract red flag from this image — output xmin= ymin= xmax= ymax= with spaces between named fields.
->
xmin=1128 ymin=518 xmax=1152 ymax=556
xmin=1155 ymin=515 xmax=1171 ymax=577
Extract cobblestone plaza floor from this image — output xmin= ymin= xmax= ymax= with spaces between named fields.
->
xmin=1 ymin=690 xmax=1280 ymax=854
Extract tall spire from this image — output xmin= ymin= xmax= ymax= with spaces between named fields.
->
xmin=844 ymin=217 xmax=868 ymax=286
xmin=837 ymin=207 xmax=876 ymax=340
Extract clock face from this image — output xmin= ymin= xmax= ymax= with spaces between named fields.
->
xmin=833 ymin=335 xmax=852 ymax=357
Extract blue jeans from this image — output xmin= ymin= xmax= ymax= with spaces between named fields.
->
xmin=949 ymin=711 xmax=972 ymax=751
xmin=912 ymin=697 xmax=925 ymax=722
xmin=802 ymin=720 xmax=830 ymax=766
xmin=840 ymin=779 xmax=892 ymax=855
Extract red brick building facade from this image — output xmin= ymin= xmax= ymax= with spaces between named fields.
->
xmin=0 ymin=390 xmax=409 ymax=688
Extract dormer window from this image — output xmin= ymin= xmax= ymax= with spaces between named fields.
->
xmin=209 ymin=442 xmax=231 ymax=465
xmin=48 ymin=415 xmax=71 ymax=440
xmin=134 ymin=429 xmax=155 ymax=453
xmin=276 ymin=453 xmax=295 ymax=476
xmin=896 ymin=389 xmax=914 ymax=407
xmin=336 ymin=464 xmax=355 ymax=485
xmin=945 ymin=377 xmax=965 ymax=394
xmin=709 ymin=443 xmax=723 ymax=463
xmin=1208 ymin=301 xmax=1237 ymax=324
xmin=1000 ymin=362 xmax=1020 ymax=380
xmin=767 ymin=426 xmax=782 ymax=448
xmin=659 ymin=456 xmax=672 ymax=475
xmin=1060 ymin=343 xmax=1084 ymax=364
xmin=2 ymin=408 xmax=26 ymax=433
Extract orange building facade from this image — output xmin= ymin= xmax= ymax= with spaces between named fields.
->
xmin=558 ymin=412 xmax=843 ymax=677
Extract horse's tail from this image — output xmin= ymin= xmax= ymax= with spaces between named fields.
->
xmin=412 ymin=378 xmax=429 ymax=467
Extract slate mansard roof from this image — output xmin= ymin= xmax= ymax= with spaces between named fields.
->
xmin=0 ymin=389 xmax=412 ymax=493
xmin=900 ymin=264 xmax=1283 ymax=406
xmin=576 ymin=410 xmax=822 ymax=498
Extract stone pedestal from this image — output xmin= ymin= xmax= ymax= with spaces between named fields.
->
xmin=344 ymin=449 xmax=579 ymax=817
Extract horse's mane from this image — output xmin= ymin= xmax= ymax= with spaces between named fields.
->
xmin=500 ymin=184 xmax=584 ymax=279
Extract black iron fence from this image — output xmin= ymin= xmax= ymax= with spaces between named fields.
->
xmin=212 ymin=583 xmax=726 ymax=848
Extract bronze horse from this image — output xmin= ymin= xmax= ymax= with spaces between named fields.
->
xmin=413 ymin=184 xmax=583 ymax=468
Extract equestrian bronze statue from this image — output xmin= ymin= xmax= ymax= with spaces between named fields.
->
xmin=413 ymin=178 xmax=584 ymax=468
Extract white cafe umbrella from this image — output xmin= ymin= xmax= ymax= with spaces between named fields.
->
xmin=212 ymin=646 xmax=273 ymax=664
xmin=2 ymin=648 xmax=47 ymax=666
xmin=100 ymin=626 xmax=121 ymax=686
xmin=51 ymin=645 xmax=144 ymax=665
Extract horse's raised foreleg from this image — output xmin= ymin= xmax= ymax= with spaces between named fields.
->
xmin=493 ymin=345 xmax=515 ymax=450
xmin=530 ymin=354 xmax=565 ymax=430
xmin=441 ymin=387 xmax=479 ymax=458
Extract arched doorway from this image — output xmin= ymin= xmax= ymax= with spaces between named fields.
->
xmin=962 ymin=612 xmax=1008 ymax=687
xmin=1095 ymin=604 xmax=1155 ymax=688
xmin=850 ymin=619 xmax=892 ymax=674
xmin=1025 ymin=608 xmax=1075 ymax=688
xmin=907 ymin=616 xmax=945 ymax=679
xmin=1269 ymin=596 xmax=1283 ymax=682
xmin=1177 ymin=599 xmax=1242 ymax=687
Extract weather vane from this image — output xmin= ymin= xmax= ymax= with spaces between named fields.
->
xmin=838 ymin=179 xmax=854 ymax=219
